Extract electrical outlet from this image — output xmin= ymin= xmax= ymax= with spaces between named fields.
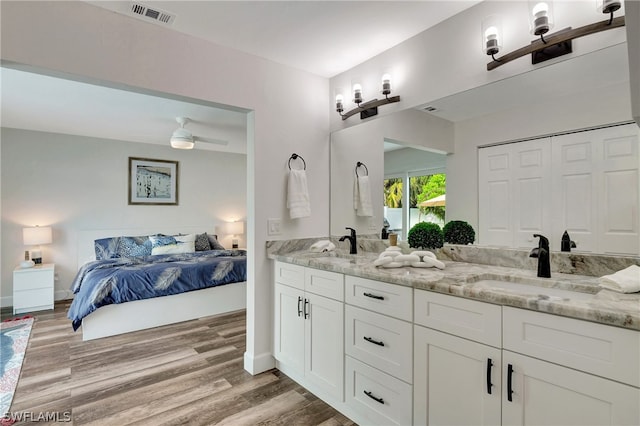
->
xmin=268 ymin=218 xmax=282 ymax=236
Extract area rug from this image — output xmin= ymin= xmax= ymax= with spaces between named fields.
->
xmin=0 ymin=317 xmax=34 ymax=420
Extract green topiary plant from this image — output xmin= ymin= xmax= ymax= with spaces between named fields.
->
xmin=443 ymin=220 xmax=476 ymax=245
xmin=408 ymin=222 xmax=444 ymax=249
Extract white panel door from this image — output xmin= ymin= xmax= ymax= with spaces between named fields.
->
xmin=551 ymin=132 xmax=597 ymax=252
xmin=414 ymin=325 xmax=502 ymax=426
xmin=479 ymin=146 xmax=513 ymax=246
xmin=596 ymin=124 xmax=640 ymax=254
xmin=502 ymin=351 xmax=640 ymax=426
xmin=305 ymin=293 xmax=344 ymax=401
xmin=274 ymin=283 xmax=305 ymax=374
xmin=511 ymin=138 xmax=552 ymax=248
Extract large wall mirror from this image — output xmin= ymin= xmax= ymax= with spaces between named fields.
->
xmin=330 ymin=42 xmax=640 ymax=256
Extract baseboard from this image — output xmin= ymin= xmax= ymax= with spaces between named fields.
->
xmin=244 ymin=351 xmax=275 ymax=375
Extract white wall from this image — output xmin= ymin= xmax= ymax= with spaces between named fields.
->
xmin=1 ymin=1 xmax=329 ymax=374
xmin=384 ymin=147 xmax=446 ymax=176
xmin=627 ymin=0 xmax=640 ymax=125
xmin=0 ymin=128 xmax=247 ymax=304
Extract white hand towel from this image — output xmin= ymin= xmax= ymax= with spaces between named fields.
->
xmin=287 ymin=169 xmax=311 ymax=219
xmin=353 ymin=175 xmax=373 ymax=217
xmin=598 ymin=265 xmax=640 ymax=293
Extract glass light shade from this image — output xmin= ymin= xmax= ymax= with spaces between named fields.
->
xmin=225 ymin=221 xmax=243 ymax=235
xmin=352 ymin=83 xmax=363 ymax=104
xmin=23 ymin=226 xmax=52 ymax=245
xmin=335 ymin=93 xmax=344 ymax=112
xmin=481 ymin=16 xmax=502 ymax=55
xmin=597 ymin=0 xmax=621 ymax=13
xmin=529 ymin=1 xmax=554 ymax=35
xmin=381 ymin=74 xmax=391 ymax=95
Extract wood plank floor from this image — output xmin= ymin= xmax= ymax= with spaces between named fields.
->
xmin=2 ymin=301 xmax=357 ymax=425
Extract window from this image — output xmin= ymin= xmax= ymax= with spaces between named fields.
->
xmin=384 ymin=172 xmax=446 ymax=240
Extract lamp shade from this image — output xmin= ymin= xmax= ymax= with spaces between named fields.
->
xmin=225 ymin=221 xmax=244 ymax=235
xmin=23 ymin=226 xmax=52 ymax=245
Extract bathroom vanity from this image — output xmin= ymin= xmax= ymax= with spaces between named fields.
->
xmin=269 ymin=246 xmax=640 ymax=426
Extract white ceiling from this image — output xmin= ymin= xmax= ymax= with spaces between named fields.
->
xmin=1 ymin=1 xmax=479 ymax=152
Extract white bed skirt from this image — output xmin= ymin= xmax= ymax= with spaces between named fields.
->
xmin=81 ymin=281 xmax=247 ymax=341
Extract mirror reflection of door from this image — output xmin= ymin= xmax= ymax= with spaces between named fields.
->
xmin=384 ymin=141 xmax=447 ymax=240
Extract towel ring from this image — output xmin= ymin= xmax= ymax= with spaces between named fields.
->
xmin=288 ymin=153 xmax=306 ymax=170
xmin=355 ymin=161 xmax=368 ymax=177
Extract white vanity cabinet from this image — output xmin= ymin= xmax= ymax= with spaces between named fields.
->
xmin=344 ymin=276 xmax=413 ymax=426
xmin=413 ymin=290 xmax=503 ymax=426
xmin=414 ymin=290 xmax=640 ymax=426
xmin=273 ymin=261 xmax=345 ymax=402
xmin=501 ymin=307 xmax=640 ymax=426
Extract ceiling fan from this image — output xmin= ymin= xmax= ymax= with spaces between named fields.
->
xmin=170 ymin=117 xmax=229 ymax=150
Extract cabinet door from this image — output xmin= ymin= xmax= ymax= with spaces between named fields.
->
xmin=274 ymin=283 xmax=305 ymax=374
xmin=502 ymin=351 xmax=640 ymax=426
xmin=305 ymin=293 xmax=344 ymax=401
xmin=414 ymin=325 xmax=502 ymax=426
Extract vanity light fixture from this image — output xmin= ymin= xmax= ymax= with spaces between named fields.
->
xmin=486 ymin=1 xmax=625 ymax=70
xmin=336 ymin=74 xmax=400 ymax=120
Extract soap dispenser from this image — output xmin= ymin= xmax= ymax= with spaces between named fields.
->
xmin=561 ymin=230 xmax=576 ymax=252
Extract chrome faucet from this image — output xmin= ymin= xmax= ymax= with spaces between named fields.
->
xmin=339 ymin=227 xmax=358 ymax=254
xmin=529 ymin=234 xmax=551 ymax=278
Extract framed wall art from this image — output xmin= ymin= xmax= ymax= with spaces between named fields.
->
xmin=128 ymin=157 xmax=179 ymax=205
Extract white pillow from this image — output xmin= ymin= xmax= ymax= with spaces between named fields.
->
xmin=151 ymin=234 xmax=196 ymax=255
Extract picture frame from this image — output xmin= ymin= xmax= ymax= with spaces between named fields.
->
xmin=128 ymin=157 xmax=179 ymax=205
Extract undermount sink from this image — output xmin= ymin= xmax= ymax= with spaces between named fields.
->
xmin=473 ymin=279 xmax=598 ymax=301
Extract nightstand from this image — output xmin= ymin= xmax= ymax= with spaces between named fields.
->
xmin=13 ymin=263 xmax=55 ymax=314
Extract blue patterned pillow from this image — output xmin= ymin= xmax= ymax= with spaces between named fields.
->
xmin=94 ymin=236 xmax=152 ymax=260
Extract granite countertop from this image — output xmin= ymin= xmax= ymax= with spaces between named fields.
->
xmin=269 ymin=250 xmax=640 ymax=331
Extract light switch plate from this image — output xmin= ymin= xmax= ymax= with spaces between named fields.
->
xmin=268 ymin=218 xmax=282 ymax=236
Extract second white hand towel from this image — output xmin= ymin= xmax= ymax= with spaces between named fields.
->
xmin=598 ymin=264 xmax=640 ymax=293
xmin=287 ymin=169 xmax=311 ymax=219
xmin=353 ymin=175 xmax=373 ymax=217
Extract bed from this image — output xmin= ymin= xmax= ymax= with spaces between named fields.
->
xmin=68 ymin=229 xmax=247 ymax=341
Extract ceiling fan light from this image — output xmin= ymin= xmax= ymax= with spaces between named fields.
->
xmin=170 ymin=138 xmax=194 ymax=149
xmin=170 ymin=126 xmax=194 ymax=149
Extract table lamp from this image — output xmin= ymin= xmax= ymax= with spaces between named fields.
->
xmin=225 ymin=221 xmax=244 ymax=249
xmin=23 ymin=226 xmax=53 ymax=267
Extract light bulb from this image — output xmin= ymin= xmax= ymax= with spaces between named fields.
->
xmin=381 ymin=74 xmax=391 ymax=96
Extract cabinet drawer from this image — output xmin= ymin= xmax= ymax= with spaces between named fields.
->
xmin=503 ymin=306 xmax=640 ymax=387
xmin=14 ymin=270 xmax=54 ymax=291
xmin=14 ymin=288 xmax=54 ymax=312
xmin=345 ymin=275 xmax=412 ymax=321
xmin=345 ymin=305 xmax=412 ymax=383
xmin=274 ymin=261 xmax=305 ymax=290
xmin=414 ymin=290 xmax=501 ymax=347
xmin=345 ymin=356 xmax=412 ymax=426
xmin=305 ymin=268 xmax=344 ymax=301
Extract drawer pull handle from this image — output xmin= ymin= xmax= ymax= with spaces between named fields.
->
xmin=486 ymin=358 xmax=493 ymax=394
xmin=303 ymin=298 xmax=310 ymax=319
xmin=297 ymin=296 xmax=303 ymax=317
xmin=363 ymin=292 xmax=384 ymax=300
xmin=363 ymin=336 xmax=385 ymax=347
xmin=507 ymin=363 xmax=514 ymax=402
xmin=364 ymin=390 xmax=385 ymax=405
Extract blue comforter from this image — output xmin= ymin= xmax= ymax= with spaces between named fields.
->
xmin=67 ymin=250 xmax=246 ymax=331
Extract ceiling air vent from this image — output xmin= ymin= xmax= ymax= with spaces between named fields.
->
xmin=128 ymin=2 xmax=175 ymax=25
xmin=423 ymin=106 xmax=438 ymax=112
